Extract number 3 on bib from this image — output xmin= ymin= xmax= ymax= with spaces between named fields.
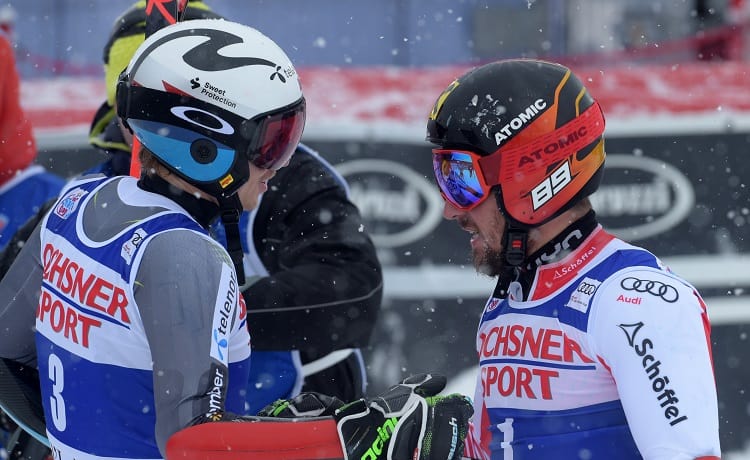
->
xmin=48 ymin=353 xmax=67 ymax=431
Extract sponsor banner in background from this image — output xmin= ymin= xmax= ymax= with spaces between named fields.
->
xmin=309 ymin=132 xmax=750 ymax=266
xmin=22 ymin=62 xmax=750 ymax=141
xmin=335 ymin=159 xmax=444 ymax=249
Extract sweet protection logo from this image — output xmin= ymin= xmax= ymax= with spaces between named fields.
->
xmin=129 ymin=27 xmax=292 ymax=105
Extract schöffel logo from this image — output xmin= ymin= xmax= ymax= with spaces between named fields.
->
xmin=620 ymin=277 xmax=679 ymax=303
xmin=618 ymin=322 xmax=687 ymax=427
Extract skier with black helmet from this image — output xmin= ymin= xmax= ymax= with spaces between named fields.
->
xmin=0 ymin=19 xmax=306 ymax=458
xmin=426 ymin=59 xmax=721 ymax=459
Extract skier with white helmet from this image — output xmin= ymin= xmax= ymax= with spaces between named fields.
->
xmin=0 ymin=19 xmax=305 ymax=459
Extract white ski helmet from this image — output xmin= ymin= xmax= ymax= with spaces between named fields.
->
xmin=116 ymin=19 xmax=306 ymax=198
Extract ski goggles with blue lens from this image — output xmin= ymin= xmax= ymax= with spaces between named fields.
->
xmin=432 ymin=150 xmax=491 ymax=210
xmin=432 ymin=102 xmax=606 ymax=213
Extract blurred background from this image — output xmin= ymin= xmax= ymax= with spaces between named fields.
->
xmin=4 ymin=0 xmax=750 ymax=455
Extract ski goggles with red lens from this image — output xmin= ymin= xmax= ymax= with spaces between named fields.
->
xmin=432 ymin=102 xmax=605 ymax=212
xmin=242 ymin=100 xmax=306 ymax=170
xmin=118 ymin=85 xmax=305 ymax=171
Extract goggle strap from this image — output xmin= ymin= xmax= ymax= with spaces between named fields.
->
xmin=121 ymin=85 xmax=248 ymax=149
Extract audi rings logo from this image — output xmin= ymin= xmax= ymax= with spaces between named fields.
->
xmin=576 ymin=282 xmax=597 ymax=296
xmin=620 ymin=277 xmax=679 ymax=303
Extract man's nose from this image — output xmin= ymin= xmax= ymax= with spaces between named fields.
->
xmin=442 ymin=200 xmax=462 ymax=220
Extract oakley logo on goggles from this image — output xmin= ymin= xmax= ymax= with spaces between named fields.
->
xmin=432 ymin=102 xmax=604 ymax=211
xmin=120 ymin=85 xmax=305 ymax=173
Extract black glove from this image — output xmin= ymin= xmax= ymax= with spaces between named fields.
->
xmin=261 ymin=374 xmax=473 ymax=460
xmin=258 ymin=391 xmax=345 ymax=418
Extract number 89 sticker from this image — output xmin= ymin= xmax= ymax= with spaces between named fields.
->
xmin=530 ymin=161 xmax=572 ymax=211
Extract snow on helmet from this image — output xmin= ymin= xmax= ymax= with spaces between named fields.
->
xmin=116 ymin=18 xmax=306 ymax=199
xmin=427 ymin=59 xmax=605 ymax=227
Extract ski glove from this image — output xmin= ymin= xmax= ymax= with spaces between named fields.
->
xmin=258 ymin=391 xmax=345 ymax=418
xmin=259 ymin=374 xmax=473 ymax=460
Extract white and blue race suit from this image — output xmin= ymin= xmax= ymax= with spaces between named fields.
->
xmin=463 ymin=225 xmax=721 ymax=459
xmin=0 ymin=175 xmax=251 ymax=459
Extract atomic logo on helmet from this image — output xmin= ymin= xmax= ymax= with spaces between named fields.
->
xmin=426 ymin=59 xmax=605 ymax=228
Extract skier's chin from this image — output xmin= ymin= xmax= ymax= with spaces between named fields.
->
xmin=473 ymin=246 xmax=505 ymax=278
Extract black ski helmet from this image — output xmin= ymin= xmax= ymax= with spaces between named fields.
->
xmin=102 ymin=0 xmax=223 ymax=107
xmin=90 ymin=1 xmax=225 ymax=157
xmin=427 ymin=59 xmax=606 ymax=228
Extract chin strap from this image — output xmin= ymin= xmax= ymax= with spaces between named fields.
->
xmin=218 ymin=194 xmax=245 ymax=284
xmin=493 ymin=188 xmax=529 ymax=298
xmin=504 ymin=225 xmax=527 ymax=267
xmin=496 ymin=222 xmax=528 ymax=298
